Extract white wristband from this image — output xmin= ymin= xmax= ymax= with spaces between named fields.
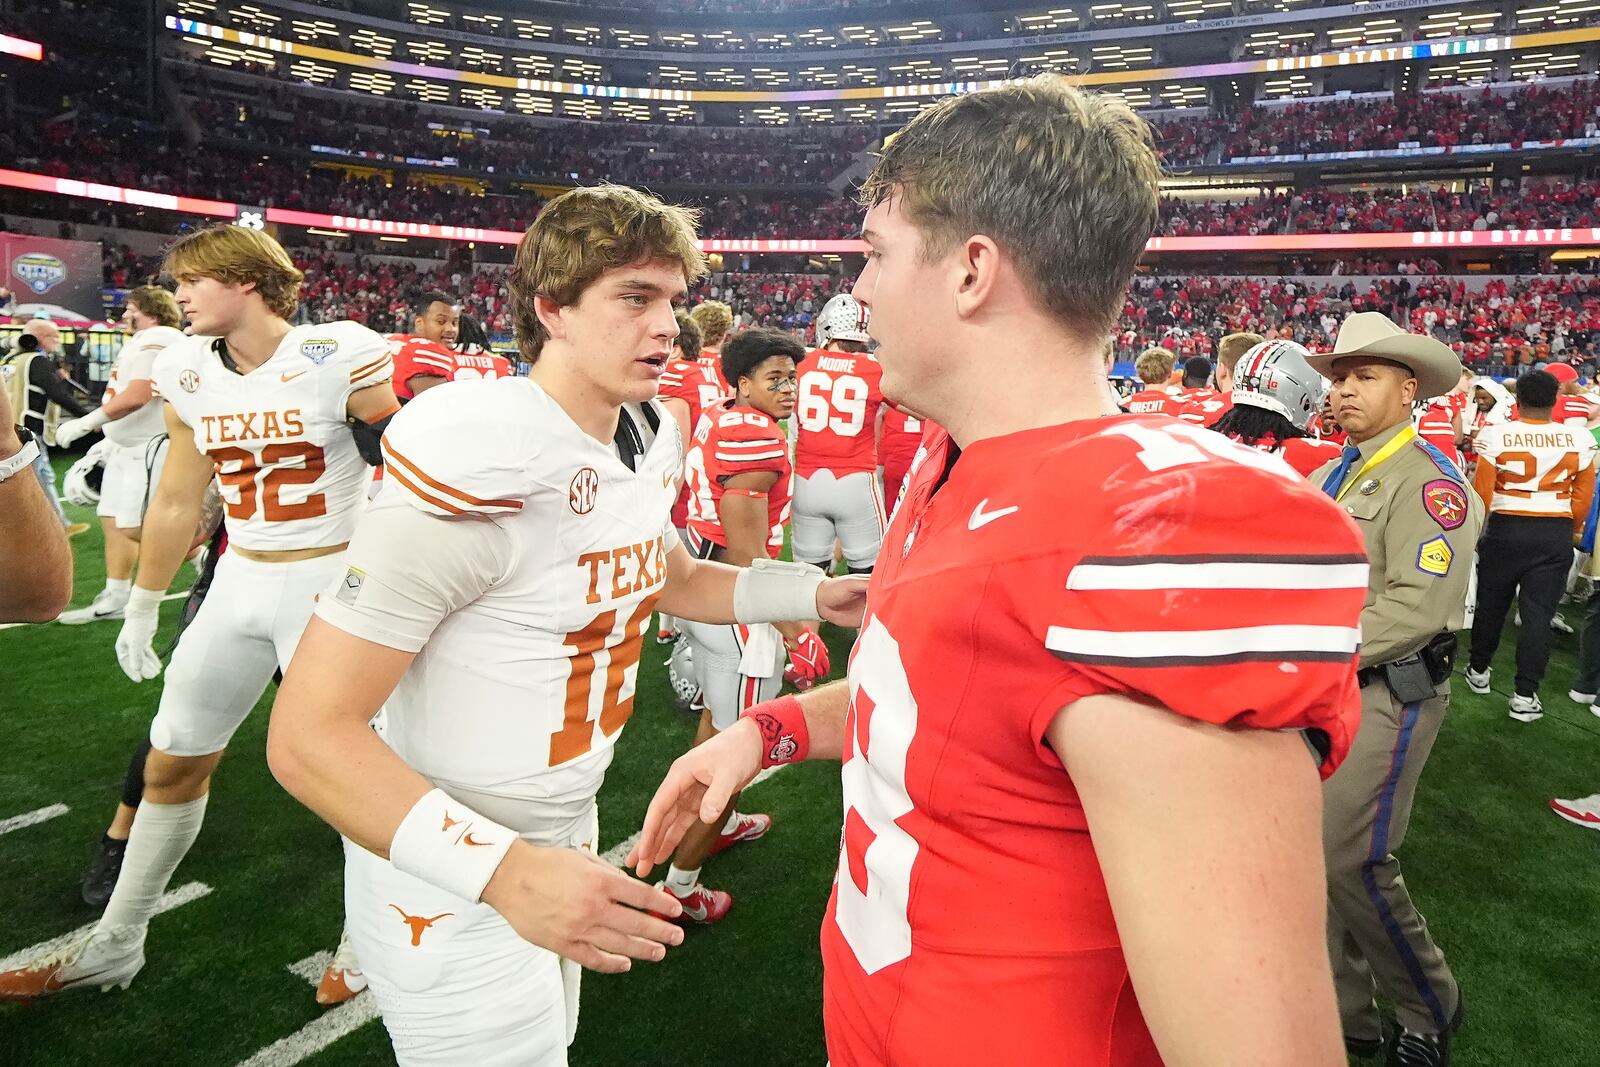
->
xmin=126 ymin=586 xmax=165 ymax=615
xmin=390 ymin=788 xmax=516 ymax=903
xmin=733 ymin=558 xmax=825 ymax=624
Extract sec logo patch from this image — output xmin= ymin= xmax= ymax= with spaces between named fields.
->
xmin=178 ymin=369 xmax=201 ymax=393
xmin=1416 ymin=536 xmax=1453 ymax=577
xmin=569 ymin=467 xmax=599 ymax=515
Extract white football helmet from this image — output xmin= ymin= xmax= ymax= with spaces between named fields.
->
xmin=62 ymin=439 xmax=111 ymax=507
xmin=1231 ymin=340 xmax=1328 ymax=433
xmin=814 ymin=293 xmax=871 ymax=348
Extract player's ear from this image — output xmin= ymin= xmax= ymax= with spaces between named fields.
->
xmin=534 ymin=293 xmax=569 ymax=343
xmin=952 ymin=234 xmax=1002 ymax=322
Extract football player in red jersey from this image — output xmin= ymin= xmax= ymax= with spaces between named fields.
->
xmin=631 ymin=75 xmax=1361 ymax=1067
xmin=667 ymin=327 xmax=830 ymax=921
xmin=450 ymin=312 xmax=516 ymax=383
xmin=1123 ymin=345 xmax=1183 ymax=415
xmin=656 ymin=311 xmax=723 ymax=644
xmin=1179 ymin=333 xmax=1261 ymax=427
xmin=792 ymin=293 xmax=888 ymax=573
xmin=386 ymin=290 xmax=461 ymax=402
xmin=689 ymin=299 xmax=734 ymax=394
xmin=1210 ymin=340 xmax=1343 ymax=477
xmin=1546 ymin=362 xmax=1600 ymax=427
xmin=877 ymin=403 xmax=926 ymax=513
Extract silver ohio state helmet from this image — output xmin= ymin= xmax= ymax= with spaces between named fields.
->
xmin=814 ymin=293 xmax=871 ymax=347
xmin=1231 ymin=339 xmax=1328 ymax=433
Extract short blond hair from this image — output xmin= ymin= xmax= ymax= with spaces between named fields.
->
xmin=860 ymin=75 xmax=1160 ymax=341
xmin=1135 ymin=346 xmax=1176 ymax=385
xmin=511 ymin=185 xmax=706 ymax=364
xmin=674 ymin=310 xmax=702 ymax=362
xmin=689 ymin=300 xmax=733 ymax=348
xmin=127 ymin=286 xmax=184 ymax=330
xmin=1217 ymin=332 xmax=1265 ymax=374
xmin=162 ymin=225 xmax=304 ymax=320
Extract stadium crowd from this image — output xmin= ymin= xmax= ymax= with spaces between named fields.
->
xmin=1153 ymin=80 xmax=1600 ymax=165
xmin=1119 ymin=272 xmax=1600 ymax=376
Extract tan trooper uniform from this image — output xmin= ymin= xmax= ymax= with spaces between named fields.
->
xmin=1311 ymin=418 xmax=1482 ymax=1041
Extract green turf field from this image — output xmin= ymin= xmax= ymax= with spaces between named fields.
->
xmin=3 ymin=466 xmax=1599 ymax=1066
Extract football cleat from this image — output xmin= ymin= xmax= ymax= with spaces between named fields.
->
xmin=58 ymin=589 xmax=129 ymax=626
xmin=1464 ymin=667 xmax=1491 ymax=694
xmin=1550 ymin=795 xmax=1600 ymax=829
xmin=0 ymin=926 xmax=144 ymax=1002
xmin=710 ymin=812 xmax=771 ymax=857
xmin=1551 ymin=613 xmax=1575 ymax=635
xmin=80 ymin=835 xmax=129 ymax=909
xmin=656 ymin=882 xmax=732 ymax=925
xmin=1508 ymin=694 xmax=1543 ymax=723
xmin=316 ymin=930 xmax=367 ymax=1006
xmin=1570 ymin=690 xmax=1597 ymax=706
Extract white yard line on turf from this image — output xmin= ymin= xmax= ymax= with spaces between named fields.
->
xmin=232 ymin=953 xmax=381 ymax=1067
xmin=0 ymin=882 xmax=213 ymax=970
xmin=0 ymin=803 xmax=69 ymax=836
xmin=0 ymin=589 xmax=191 ymax=632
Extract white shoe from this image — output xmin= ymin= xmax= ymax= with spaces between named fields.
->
xmin=1570 ymin=690 xmax=1597 ymax=706
xmin=1551 ymin=794 xmax=1600 ymax=829
xmin=0 ymin=925 xmax=144 ymax=1001
xmin=1465 ymin=667 xmax=1491 ymax=694
xmin=1552 ymin=613 xmax=1575 ymax=635
xmin=1509 ymin=694 xmax=1544 ymax=722
xmin=316 ymin=929 xmax=367 ymax=1006
xmin=56 ymin=589 xmax=129 ymax=625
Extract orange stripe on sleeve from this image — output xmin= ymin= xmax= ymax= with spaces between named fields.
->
xmin=350 ymin=353 xmax=393 ymax=382
xmin=382 ymin=442 xmax=524 ymax=512
xmin=385 ymin=462 xmax=467 ymax=516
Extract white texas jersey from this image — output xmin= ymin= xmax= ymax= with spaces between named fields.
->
xmin=152 ymin=321 xmax=393 ymax=551
xmin=103 ymin=325 xmax=186 ymax=448
xmin=319 ymin=378 xmax=681 ymax=824
xmin=1475 ymin=418 xmax=1598 ymax=517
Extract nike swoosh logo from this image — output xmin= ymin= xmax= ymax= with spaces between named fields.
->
xmin=679 ymin=901 xmax=708 ymax=921
xmin=281 ymin=370 xmax=308 ymax=383
xmin=968 ymin=499 xmax=1019 ymax=530
xmin=461 ymin=833 xmax=494 ymax=847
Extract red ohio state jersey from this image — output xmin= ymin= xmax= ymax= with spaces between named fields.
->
xmin=1415 ymin=399 xmax=1462 ymax=468
xmin=1555 ymin=392 xmax=1599 ymax=427
xmin=821 ymin=415 xmax=1367 ymax=1067
xmin=385 ymin=334 xmax=457 ymax=401
xmin=878 ymin=405 xmax=925 ymax=509
xmin=1178 ymin=387 xmax=1232 ymax=426
xmin=659 ymin=358 xmax=726 ymax=528
xmin=451 ymin=349 xmax=515 ymax=382
xmin=685 ymin=398 xmax=792 ymax=558
xmin=794 ymin=349 xmax=886 ymax=478
xmin=1123 ymin=387 xmax=1182 ymax=417
xmin=1222 ymin=431 xmax=1345 ymax=478
xmin=698 ymin=348 xmax=730 ymax=395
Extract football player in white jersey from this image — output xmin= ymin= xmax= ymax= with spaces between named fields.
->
xmin=54 ymin=286 xmax=189 ymax=624
xmin=267 ymin=186 xmax=867 ymax=1066
xmin=0 ymin=225 xmax=399 ymax=1001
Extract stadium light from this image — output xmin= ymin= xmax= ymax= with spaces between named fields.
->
xmin=0 ymin=33 xmax=43 ymax=61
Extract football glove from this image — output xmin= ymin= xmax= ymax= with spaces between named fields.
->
xmin=54 ymin=409 xmax=107 ymax=448
xmin=115 ymin=589 xmax=164 ymax=682
xmin=784 ymin=630 xmax=830 ymax=690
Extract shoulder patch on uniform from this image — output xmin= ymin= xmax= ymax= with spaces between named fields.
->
xmin=300 ymin=337 xmax=339 ymax=364
xmin=1416 ymin=535 xmax=1453 ymax=577
xmin=1422 ymin=479 xmax=1469 ymax=531
xmin=1412 ymin=436 xmax=1465 ymax=483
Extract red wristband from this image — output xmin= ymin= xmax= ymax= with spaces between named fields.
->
xmin=742 ymin=694 xmax=809 ymax=768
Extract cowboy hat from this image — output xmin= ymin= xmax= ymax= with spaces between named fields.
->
xmin=1304 ymin=312 xmax=1464 ymax=400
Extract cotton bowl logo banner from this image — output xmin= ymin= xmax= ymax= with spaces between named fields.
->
xmin=2 ymin=232 xmax=104 ymax=324
xmin=12 ymin=251 xmax=65 ymax=294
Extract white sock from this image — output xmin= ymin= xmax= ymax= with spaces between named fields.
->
xmin=105 ymin=578 xmax=132 ymax=598
xmin=720 ymin=810 xmax=740 ymax=835
xmin=98 ymin=796 xmax=208 ymax=935
xmin=665 ymin=864 xmax=701 ymax=895
xmin=658 ymin=613 xmax=676 ymax=631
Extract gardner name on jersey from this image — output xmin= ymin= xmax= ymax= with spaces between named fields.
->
xmin=152 ymin=321 xmax=393 ymax=551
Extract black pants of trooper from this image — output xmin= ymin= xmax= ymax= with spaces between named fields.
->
xmin=1469 ymin=513 xmax=1574 ymax=697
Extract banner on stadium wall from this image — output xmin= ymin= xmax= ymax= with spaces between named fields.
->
xmin=10 ymin=167 xmax=1600 ymax=257
xmin=2 ymin=232 xmax=104 ymax=324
